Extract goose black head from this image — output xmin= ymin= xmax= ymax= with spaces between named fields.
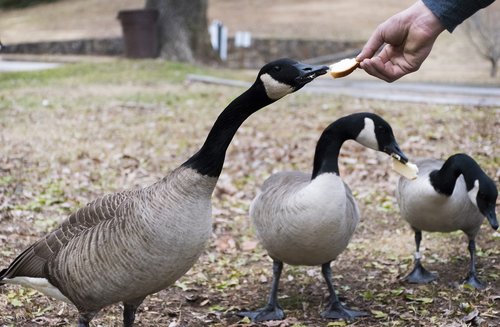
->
xmin=256 ymin=58 xmax=328 ymax=100
xmin=474 ymin=177 xmax=498 ymax=230
xmin=459 ymin=156 xmax=499 ymax=230
xmin=352 ymin=112 xmax=408 ymax=163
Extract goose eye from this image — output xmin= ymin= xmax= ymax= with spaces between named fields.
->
xmin=273 ymin=65 xmax=281 ymax=72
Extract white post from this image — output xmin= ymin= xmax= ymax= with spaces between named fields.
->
xmin=209 ymin=20 xmax=228 ymax=61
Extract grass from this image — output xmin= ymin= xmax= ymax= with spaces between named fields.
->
xmin=0 ymin=60 xmax=252 ymax=114
xmin=0 ymin=60 xmax=194 ymax=88
xmin=0 ymin=59 xmax=499 ymax=326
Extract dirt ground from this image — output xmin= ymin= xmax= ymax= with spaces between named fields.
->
xmin=0 ymin=60 xmax=499 ymax=326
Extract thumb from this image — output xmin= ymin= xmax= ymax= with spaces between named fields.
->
xmin=356 ymin=27 xmax=385 ymax=61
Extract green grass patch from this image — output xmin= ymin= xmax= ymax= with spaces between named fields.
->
xmin=0 ymin=60 xmax=205 ymax=90
xmin=0 ymin=59 xmax=252 ymax=91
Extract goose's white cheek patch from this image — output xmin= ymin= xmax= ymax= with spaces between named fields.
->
xmin=468 ymin=179 xmax=479 ymax=207
xmin=260 ymin=73 xmax=294 ymax=100
xmin=355 ymin=117 xmax=378 ymax=150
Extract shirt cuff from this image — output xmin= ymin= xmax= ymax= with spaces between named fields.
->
xmin=422 ymin=0 xmax=495 ymax=32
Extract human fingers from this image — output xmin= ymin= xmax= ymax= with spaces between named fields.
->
xmin=359 ymin=45 xmax=395 ymax=79
xmin=361 ymin=56 xmax=407 ymax=82
xmin=360 ymin=58 xmax=393 ymax=82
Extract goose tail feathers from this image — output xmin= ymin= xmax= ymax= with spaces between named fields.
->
xmin=0 ymin=268 xmax=7 ymax=284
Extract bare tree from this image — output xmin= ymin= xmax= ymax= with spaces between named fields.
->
xmin=145 ymin=0 xmax=217 ymax=63
xmin=465 ymin=7 xmax=500 ymax=77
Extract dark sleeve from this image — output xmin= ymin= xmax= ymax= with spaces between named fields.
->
xmin=422 ymin=0 xmax=495 ymax=32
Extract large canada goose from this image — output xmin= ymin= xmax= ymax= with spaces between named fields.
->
xmin=239 ymin=112 xmax=409 ymax=321
xmin=0 ymin=59 xmax=328 ymax=327
xmin=396 ymin=153 xmax=498 ymax=289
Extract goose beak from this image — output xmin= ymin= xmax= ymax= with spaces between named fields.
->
xmin=293 ymin=62 xmax=329 ymax=86
xmin=384 ymin=142 xmax=408 ymax=164
xmin=486 ymin=209 xmax=498 ymax=230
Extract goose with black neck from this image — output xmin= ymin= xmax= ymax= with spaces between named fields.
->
xmin=0 ymin=58 xmax=328 ymax=327
xmin=396 ymin=153 xmax=498 ymax=289
xmin=239 ymin=112 xmax=409 ymax=322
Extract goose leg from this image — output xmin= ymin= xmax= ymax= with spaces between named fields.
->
xmin=463 ymin=239 xmax=485 ymax=289
xmin=238 ymin=259 xmax=285 ymax=322
xmin=404 ymin=230 xmax=437 ymax=284
xmin=320 ymin=262 xmax=368 ymax=320
xmin=77 ymin=311 xmax=98 ymax=327
xmin=123 ymin=297 xmax=145 ymax=327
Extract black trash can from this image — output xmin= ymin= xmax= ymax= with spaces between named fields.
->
xmin=118 ymin=9 xmax=159 ymax=59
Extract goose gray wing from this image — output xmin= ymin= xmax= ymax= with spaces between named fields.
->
xmin=0 ymin=191 xmax=134 ymax=280
xmin=344 ymin=182 xmax=360 ymax=221
xmin=250 ymin=171 xmax=310 ymax=223
xmin=396 ymin=158 xmax=444 ymax=220
xmin=253 ymin=171 xmax=358 ymax=216
xmin=259 ymin=171 xmax=311 ymax=192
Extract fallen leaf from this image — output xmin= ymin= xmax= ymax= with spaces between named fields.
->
xmin=241 ymin=240 xmax=258 ymax=251
xmin=462 ymin=309 xmax=479 ymax=323
xmin=371 ymin=310 xmax=388 ymax=319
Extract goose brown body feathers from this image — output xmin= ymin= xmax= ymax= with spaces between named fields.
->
xmin=3 ymin=167 xmax=216 ymax=310
xmin=53 ymin=167 xmax=216 ymax=310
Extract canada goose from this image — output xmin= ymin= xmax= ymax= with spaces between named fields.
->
xmin=396 ymin=153 xmax=498 ymax=289
xmin=239 ymin=112 xmax=409 ymax=321
xmin=0 ymin=58 xmax=328 ymax=327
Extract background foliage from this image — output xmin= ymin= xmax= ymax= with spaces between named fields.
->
xmin=0 ymin=0 xmax=60 ymax=9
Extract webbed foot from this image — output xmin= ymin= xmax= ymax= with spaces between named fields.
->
xmin=404 ymin=261 xmax=437 ymax=284
xmin=238 ymin=304 xmax=285 ymax=322
xmin=320 ymin=301 xmax=368 ymax=320
xmin=463 ymin=272 xmax=485 ymax=290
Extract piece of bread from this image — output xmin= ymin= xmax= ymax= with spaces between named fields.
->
xmin=391 ymin=158 xmax=419 ymax=180
xmin=329 ymin=58 xmax=360 ymax=78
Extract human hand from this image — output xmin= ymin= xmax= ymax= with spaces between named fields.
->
xmin=356 ymin=0 xmax=445 ymax=82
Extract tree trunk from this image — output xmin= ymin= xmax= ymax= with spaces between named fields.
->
xmin=145 ymin=0 xmax=218 ymax=63
xmin=464 ymin=8 xmax=500 ymax=79
xmin=490 ymin=57 xmax=498 ymax=77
